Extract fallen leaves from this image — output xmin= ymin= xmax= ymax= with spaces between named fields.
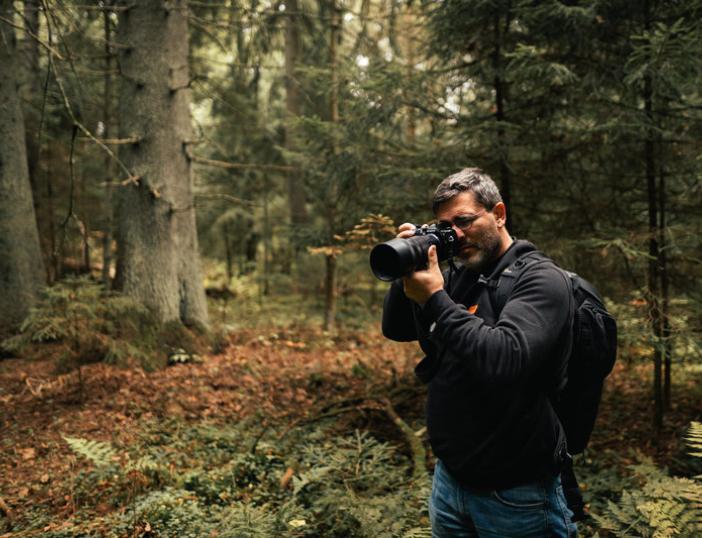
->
xmin=20 ymin=448 xmax=36 ymax=461
xmin=0 ymin=327 xmax=417 ymax=524
xmin=2 ymin=325 xmax=699 ymax=532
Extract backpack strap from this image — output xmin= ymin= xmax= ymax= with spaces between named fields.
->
xmin=488 ymin=250 xmax=553 ymax=316
xmin=487 ymin=250 xmax=573 ymax=397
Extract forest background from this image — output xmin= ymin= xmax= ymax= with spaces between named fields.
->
xmin=1 ymin=0 xmax=701 ymax=536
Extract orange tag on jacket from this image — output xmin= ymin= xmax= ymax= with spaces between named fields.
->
xmin=467 ymin=304 xmax=479 ymax=315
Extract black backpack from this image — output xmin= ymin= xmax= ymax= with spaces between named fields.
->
xmin=489 ymin=250 xmax=618 ymax=454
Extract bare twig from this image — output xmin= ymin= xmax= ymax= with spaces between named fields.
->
xmin=78 ymin=136 xmax=141 ymax=145
xmin=0 ymin=14 xmax=64 ymax=59
xmin=194 ymin=192 xmax=260 ymax=208
xmin=380 ymin=397 xmax=427 ymax=483
xmin=0 ymin=495 xmax=13 ymax=521
xmin=69 ymin=3 xmax=133 ymax=11
xmin=47 ymin=50 xmax=140 ymax=186
xmin=190 ymin=155 xmax=296 ymax=172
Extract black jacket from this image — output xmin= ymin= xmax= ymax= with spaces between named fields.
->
xmin=382 ymin=240 xmax=573 ymax=490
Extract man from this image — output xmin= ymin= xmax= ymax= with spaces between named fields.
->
xmin=382 ymin=168 xmax=578 ymax=537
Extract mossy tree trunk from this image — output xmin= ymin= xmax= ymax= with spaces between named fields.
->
xmin=114 ymin=0 xmax=208 ymax=328
xmin=0 ymin=0 xmax=46 ymax=329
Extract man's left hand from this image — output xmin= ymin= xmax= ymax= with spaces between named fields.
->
xmin=402 ymin=245 xmax=445 ymax=306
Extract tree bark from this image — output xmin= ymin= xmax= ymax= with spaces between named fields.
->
xmin=398 ymin=3 xmax=417 ymax=145
xmin=492 ymin=10 xmax=512 ymax=232
xmin=285 ymin=0 xmax=307 ymax=226
xmin=643 ymin=0 xmax=663 ymax=435
xmin=0 ymin=0 xmax=46 ymax=329
xmin=659 ymin=165 xmax=671 ymax=410
xmin=114 ymin=0 xmax=208 ymax=328
xmin=323 ymin=1 xmax=341 ymax=332
xmin=102 ymin=3 xmax=115 ymax=287
xmin=22 ymin=0 xmax=41 ymax=194
xmin=324 ymin=253 xmax=338 ymax=332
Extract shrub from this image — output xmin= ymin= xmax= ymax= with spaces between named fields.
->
xmin=1 ymin=276 xmax=206 ymax=370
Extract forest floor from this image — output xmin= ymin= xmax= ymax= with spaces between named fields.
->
xmin=1 ymin=323 xmax=701 ymax=535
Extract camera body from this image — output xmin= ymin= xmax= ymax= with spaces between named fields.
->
xmin=369 ymin=224 xmax=459 ymax=281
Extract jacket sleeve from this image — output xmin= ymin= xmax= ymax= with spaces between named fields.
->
xmin=421 ymin=264 xmax=572 ymax=387
xmin=382 ymin=279 xmax=419 ymax=341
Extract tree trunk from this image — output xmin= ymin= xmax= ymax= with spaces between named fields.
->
xmin=224 ymin=222 xmax=233 ymax=284
xmin=0 ymin=0 xmax=46 ymax=329
xmin=22 ymin=0 xmax=41 ymax=197
xmin=397 ymin=3 xmax=416 ymax=145
xmin=102 ymin=4 xmax=115 ymax=287
xmin=323 ymin=0 xmax=341 ymax=332
xmin=659 ymin=166 xmax=672 ymax=410
xmin=45 ymin=143 xmax=58 ymax=283
xmin=114 ymin=0 xmax=208 ymax=328
xmin=642 ymin=1 xmax=663 ymax=435
xmin=22 ymin=0 xmax=51 ymax=280
xmin=493 ymin=11 xmax=512 ymax=232
xmin=285 ymin=0 xmax=307 ymax=227
xmin=324 ymin=254 xmax=337 ymax=331
xmin=261 ymin=174 xmax=270 ymax=297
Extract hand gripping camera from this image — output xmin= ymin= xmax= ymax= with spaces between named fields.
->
xmin=369 ymin=224 xmax=459 ymax=281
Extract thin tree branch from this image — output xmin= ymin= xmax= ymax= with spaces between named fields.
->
xmin=0 ymin=14 xmax=64 ymax=59
xmin=380 ymin=397 xmax=427 ymax=483
xmin=78 ymin=136 xmax=141 ymax=145
xmin=190 ymin=155 xmax=296 ymax=172
xmin=49 ymin=52 xmax=140 ymax=186
xmin=194 ymin=192 xmax=260 ymax=208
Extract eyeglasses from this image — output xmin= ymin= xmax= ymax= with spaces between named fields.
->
xmin=437 ymin=210 xmax=487 ymax=231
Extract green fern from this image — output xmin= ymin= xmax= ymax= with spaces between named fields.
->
xmin=122 ymin=488 xmax=209 ymax=537
xmin=63 ymin=436 xmax=117 ymax=467
xmin=403 ymin=529 xmax=432 ymax=538
xmin=215 ymin=503 xmax=280 ymax=538
xmin=686 ymin=422 xmax=702 ymax=459
xmin=591 ymin=426 xmax=702 ymax=537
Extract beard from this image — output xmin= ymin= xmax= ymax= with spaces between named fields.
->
xmin=455 ymin=227 xmax=502 ymax=272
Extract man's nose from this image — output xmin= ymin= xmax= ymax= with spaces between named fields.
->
xmin=452 ymin=225 xmax=465 ymax=239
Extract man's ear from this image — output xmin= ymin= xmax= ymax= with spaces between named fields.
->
xmin=492 ymin=202 xmax=507 ymax=227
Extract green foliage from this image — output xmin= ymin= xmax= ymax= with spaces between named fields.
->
xmin=63 ymin=436 xmax=117 ymax=467
xmin=215 ymin=503 xmax=281 ymax=537
xmin=113 ymin=488 xmax=210 ymax=538
xmin=1 ymin=277 xmax=206 ymax=370
xmin=590 ymin=426 xmax=702 ymax=537
xmin=687 ymin=422 xmax=702 ymax=458
xmin=41 ymin=418 xmax=430 ymax=537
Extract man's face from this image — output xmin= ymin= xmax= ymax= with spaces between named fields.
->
xmin=435 ymin=191 xmax=502 ymax=272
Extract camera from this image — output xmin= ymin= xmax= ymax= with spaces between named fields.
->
xmin=369 ymin=224 xmax=459 ymax=281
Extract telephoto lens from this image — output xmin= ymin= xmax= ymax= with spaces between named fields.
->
xmin=369 ymin=225 xmax=458 ymax=281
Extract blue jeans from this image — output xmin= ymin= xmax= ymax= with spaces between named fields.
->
xmin=429 ymin=460 xmax=577 ymax=537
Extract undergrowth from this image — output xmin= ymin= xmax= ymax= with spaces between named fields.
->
xmin=12 ymin=418 xmax=702 ymax=537
xmin=1 ymin=276 xmax=209 ymax=371
xmin=10 ymin=417 xmax=431 ymax=537
xmin=5 ymin=412 xmax=702 ymax=536
xmin=575 ymin=422 xmax=702 ymax=537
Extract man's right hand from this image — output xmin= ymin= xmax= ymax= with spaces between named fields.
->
xmin=397 ymin=222 xmax=417 ymax=239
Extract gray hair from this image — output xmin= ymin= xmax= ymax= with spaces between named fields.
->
xmin=432 ymin=168 xmax=503 ymax=213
